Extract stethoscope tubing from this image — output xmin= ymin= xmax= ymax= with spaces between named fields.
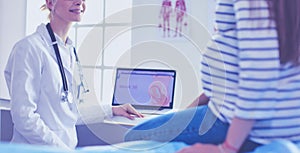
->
xmin=46 ymin=23 xmax=70 ymax=93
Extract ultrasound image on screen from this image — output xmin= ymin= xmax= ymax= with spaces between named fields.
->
xmin=112 ymin=69 xmax=176 ymax=107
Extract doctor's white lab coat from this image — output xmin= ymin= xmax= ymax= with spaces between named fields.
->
xmin=4 ymin=24 xmax=111 ymax=149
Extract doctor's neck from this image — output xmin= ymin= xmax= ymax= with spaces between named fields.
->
xmin=49 ymin=21 xmax=72 ymax=44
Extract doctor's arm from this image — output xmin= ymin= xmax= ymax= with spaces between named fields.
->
xmin=77 ymin=103 xmax=143 ymax=125
xmin=5 ymin=44 xmax=70 ymax=149
xmin=112 ymin=103 xmax=144 ymax=119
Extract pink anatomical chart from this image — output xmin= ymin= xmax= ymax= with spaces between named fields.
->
xmin=158 ymin=0 xmax=188 ymax=38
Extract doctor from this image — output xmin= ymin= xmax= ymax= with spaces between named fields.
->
xmin=4 ymin=0 xmax=143 ymax=150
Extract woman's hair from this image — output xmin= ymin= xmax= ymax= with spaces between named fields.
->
xmin=268 ymin=0 xmax=300 ymax=65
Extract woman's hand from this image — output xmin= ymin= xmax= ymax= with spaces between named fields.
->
xmin=112 ymin=104 xmax=144 ymax=120
xmin=186 ymin=93 xmax=209 ymax=108
xmin=177 ymin=143 xmax=224 ymax=153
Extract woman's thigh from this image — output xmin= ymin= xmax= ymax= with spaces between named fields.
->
xmin=124 ymin=106 xmax=229 ymax=145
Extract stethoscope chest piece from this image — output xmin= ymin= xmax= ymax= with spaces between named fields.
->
xmin=61 ymin=91 xmax=73 ymax=104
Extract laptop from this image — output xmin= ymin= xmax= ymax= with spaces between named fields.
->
xmin=112 ymin=68 xmax=176 ymax=115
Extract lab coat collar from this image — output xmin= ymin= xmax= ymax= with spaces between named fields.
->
xmin=36 ymin=23 xmax=75 ymax=78
xmin=36 ymin=23 xmax=74 ymax=48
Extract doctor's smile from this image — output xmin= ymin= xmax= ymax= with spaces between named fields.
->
xmin=69 ymin=9 xmax=84 ymax=14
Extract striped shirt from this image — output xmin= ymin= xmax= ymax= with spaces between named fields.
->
xmin=203 ymin=0 xmax=300 ymax=144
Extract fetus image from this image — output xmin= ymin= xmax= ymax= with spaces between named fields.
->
xmin=148 ymin=81 xmax=169 ymax=106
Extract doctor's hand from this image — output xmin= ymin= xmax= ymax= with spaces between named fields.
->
xmin=112 ymin=104 xmax=144 ymax=120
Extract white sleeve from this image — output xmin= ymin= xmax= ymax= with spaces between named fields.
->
xmin=77 ymin=103 xmax=113 ymax=125
xmin=102 ymin=104 xmax=113 ymax=118
xmin=5 ymin=41 xmax=70 ymax=149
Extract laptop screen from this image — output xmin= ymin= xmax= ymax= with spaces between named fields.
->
xmin=112 ymin=68 xmax=176 ymax=109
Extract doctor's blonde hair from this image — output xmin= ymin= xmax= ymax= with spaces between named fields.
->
xmin=40 ymin=0 xmax=56 ymax=20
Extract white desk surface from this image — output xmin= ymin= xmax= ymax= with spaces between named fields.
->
xmin=0 ymin=98 xmax=10 ymax=110
xmin=104 ymin=114 xmax=159 ymax=126
xmin=103 ymin=109 xmax=179 ymax=126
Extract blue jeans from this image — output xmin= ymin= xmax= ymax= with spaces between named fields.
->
xmin=249 ymin=140 xmax=300 ymax=153
xmin=125 ymin=106 xmax=229 ymax=145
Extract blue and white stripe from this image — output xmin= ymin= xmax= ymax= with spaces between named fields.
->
xmin=203 ymin=0 xmax=300 ymax=144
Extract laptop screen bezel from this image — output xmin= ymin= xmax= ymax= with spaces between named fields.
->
xmin=111 ymin=67 xmax=176 ymax=109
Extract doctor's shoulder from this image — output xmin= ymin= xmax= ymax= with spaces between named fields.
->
xmin=11 ymin=32 xmax=48 ymax=59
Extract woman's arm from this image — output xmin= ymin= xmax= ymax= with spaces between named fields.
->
xmin=186 ymin=93 xmax=209 ymax=108
xmin=221 ymin=117 xmax=255 ymax=153
xmin=177 ymin=117 xmax=255 ymax=153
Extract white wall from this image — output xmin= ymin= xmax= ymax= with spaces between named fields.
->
xmin=0 ymin=0 xmax=26 ymax=99
xmin=0 ymin=0 xmax=215 ymax=106
xmin=131 ymin=0 xmax=212 ymax=108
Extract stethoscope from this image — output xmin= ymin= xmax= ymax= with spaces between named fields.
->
xmin=46 ymin=23 xmax=89 ymax=108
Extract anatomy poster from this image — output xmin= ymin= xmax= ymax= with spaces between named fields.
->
xmin=158 ymin=0 xmax=189 ymax=38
